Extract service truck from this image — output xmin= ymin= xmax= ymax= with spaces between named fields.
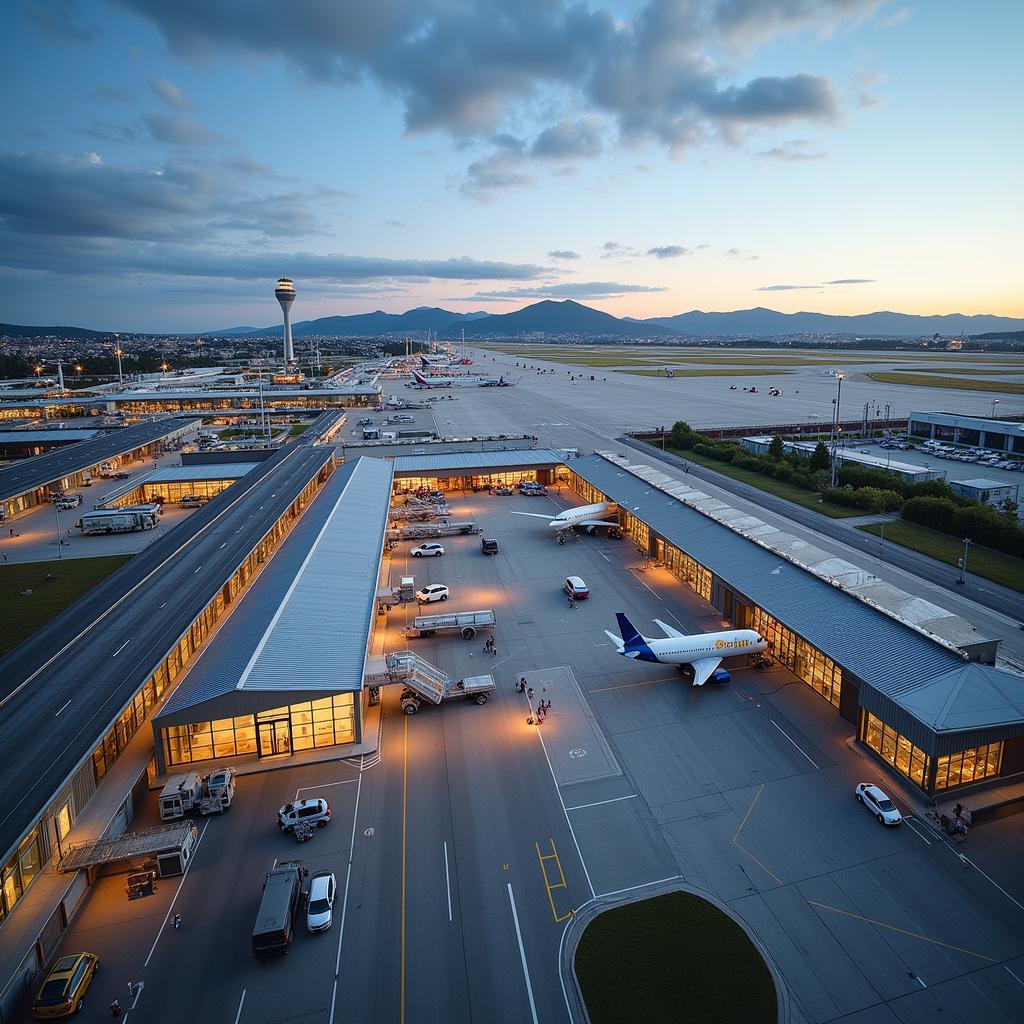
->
xmin=252 ymin=859 xmax=307 ymax=959
xmin=400 ymin=673 xmax=495 ymax=715
xmin=76 ymin=506 xmax=160 ymax=534
xmin=403 ymin=609 xmax=496 ymax=640
xmin=158 ymin=767 xmax=236 ymax=820
xmin=397 ymin=520 xmax=480 ymax=540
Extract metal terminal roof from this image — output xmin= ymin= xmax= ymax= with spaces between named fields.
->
xmin=0 ymin=429 xmax=101 ymax=443
xmin=393 ymin=448 xmax=567 ymax=474
xmin=571 ymin=453 xmax=963 ymax=694
xmin=0 ymin=417 xmax=199 ymax=501
xmin=144 ymin=464 xmax=260 ymax=483
xmin=896 ymin=664 xmax=1024 ymax=733
xmin=155 ymin=457 xmax=394 ymax=721
xmin=58 ymin=821 xmax=198 ymax=872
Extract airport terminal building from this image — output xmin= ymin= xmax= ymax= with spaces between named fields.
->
xmin=908 ymin=411 xmax=1024 ymax=453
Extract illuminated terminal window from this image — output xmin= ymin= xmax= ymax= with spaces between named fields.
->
xmin=862 ymin=712 xmax=931 ymax=787
xmin=0 ymin=827 xmax=44 ymax=925
xmin=620 ymin=510 xmax=650 ymax=554
xmin=162 ymin=694 xmax=356 ymax=767
xmin=654 ymin=538 xmax=712 ymax=603
xmin=567 ymin=471 xmax=605 ymax=507
xmin=751 ymin=607 xmax=841 ymax=707
xmin=935 ymin=742 xmax=1001 ymax=790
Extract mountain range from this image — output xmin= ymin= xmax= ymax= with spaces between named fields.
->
xmin=212 ymin=300 xmax=1024 ymax=339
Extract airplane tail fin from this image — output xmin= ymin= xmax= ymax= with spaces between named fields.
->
xmin=615 ymin=613 xmax=644 ymax=651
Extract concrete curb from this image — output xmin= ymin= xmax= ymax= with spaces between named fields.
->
xmin=559 ymin=878 xmax=790 ymax=1024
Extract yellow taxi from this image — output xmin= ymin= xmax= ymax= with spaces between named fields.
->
xmin=32 ymin=952 xmax=99 ymax=1019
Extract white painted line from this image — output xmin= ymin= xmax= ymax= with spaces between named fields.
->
xmin=956 ymin=855 xmax=1024 ymax=914
xmin=507 ymin=883 xmax=539 ymax=1024
xmin=903 ymin=818 xmax=932 ymax=846
xmin=130 ymin=981 xmax=144 ymax=1008
xmin=219 ymin=542 xmax=227 ymax=549
xmin=294 ymin=778 xmax=357 ymax=799
xmin=1004 ymin=966 xmax=1024 ymax=988
xmin=565 ymin=794 xmax=637 ymax=812
xmin=636 ymin=577 xmax=658 ymax=597
xmin=913 ymin=974 xmax=927 ymax=989
xmin=330 ymin=759 xmax=366 ymax=1024
xmin=54 ymin=699 xmax=72 ymax=717
xmin=112 ymin=639 xmax=131 ymax=658
xmin=144 ymin=820 xmax=209 ymax=967
xmin=233 ymin=989 xmax=246 ymax=1024
xmin=769 ymin=719 xmax=820 ymax=770
xmin=444 ymin=841 xmax=453 ymax=922
xmin=193 ymin=566 xmax=202 ymax=574
xmin=328 ymin=980 xmax=338 ymax=1024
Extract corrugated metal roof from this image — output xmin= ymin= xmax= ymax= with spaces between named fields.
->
xmin=155 ymin=457 xmax=393 ymax=719
xmin=145 ymin=463 xmax=260 ymax=482
xmin=394 ymin=448 xmax=567 ymax=474
xmin=896 ymin=665 xmax=1024 ymax=732
xmin=572 ymin=453 xmax=962 ymax=695
xmin=0 ymin=429 xmax=101 ymax=443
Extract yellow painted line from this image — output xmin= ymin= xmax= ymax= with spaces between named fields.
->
xmin=590 ymin=676 xmax=681 ymax=693
xmin=731 ymin=784 xmax=783 ymax=885
xmin=535 ymin=840 xmax=573 ymax=923
xmin=401 ymin=715 xmax=409 ymax=1023
xmin=807 ymin=901 xmax=997 ymax=961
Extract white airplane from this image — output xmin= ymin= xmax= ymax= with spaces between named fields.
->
xmin=604 ymin=613 xmax=768 ymax=686
xmin=408 ymin=369 xmax=511 ymax=389
xmin=510 ymin=501 xmax=618 ymax=534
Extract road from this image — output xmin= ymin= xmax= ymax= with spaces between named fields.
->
xmin=0 ymin=442 xmax=332 ymax=861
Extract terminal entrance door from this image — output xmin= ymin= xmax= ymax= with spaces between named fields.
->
xmin=257 ymin=717 xmax=291 ymax=758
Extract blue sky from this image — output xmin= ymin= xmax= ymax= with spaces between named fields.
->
xmin=1 ymin=1 xmax=1021 ymax=331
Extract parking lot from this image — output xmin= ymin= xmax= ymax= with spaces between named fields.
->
xmin=21 ymin=484 xmax=1024 ymax=1023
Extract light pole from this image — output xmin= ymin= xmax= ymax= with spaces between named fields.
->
xmin=161 ymin=362 xmax=169 ymax=380
xmin=53 ymin=502 xmax=64 ymax=560
xmin=991 ymin=398 xmax=1000 ymax=419
xmin=830 ymin=372 xmax=845 ymax=488
xmin=956 ymin=537 xmax=971 ymax=585
xmin=114 ymin=344 xmax=124 ymax=385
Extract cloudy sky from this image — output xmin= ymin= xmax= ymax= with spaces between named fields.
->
xmin=1 ymin=1 xmax=1021 ymax=331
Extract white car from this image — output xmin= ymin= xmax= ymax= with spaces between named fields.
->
xmin=278 ymin=798 xmax=332 ymax=832
xmin=855 ymin=783 xmax=902 ymax=826
xmin=306 ymin=871 xmax=336 ymax=933
xmin=416 ymin=583 xmax=449 ymax=603
xmin=411 ymin=543 xmax=445 ymax=557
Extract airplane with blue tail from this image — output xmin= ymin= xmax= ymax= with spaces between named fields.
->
xmin=604 ymin=613 xmax=768 ymax=686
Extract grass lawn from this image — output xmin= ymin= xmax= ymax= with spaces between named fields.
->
xmin=858 ymin=522 xmax=1024 ymax=593
xmin=653 ymin=443 xmax=861 ymax=518
xmin=288 ymin=421 xmax=315 ymax=436
xmin=0 ymin=555 xmax=132 ymax=657
xmin=867 ymin=372 xmax=1024 ymax=395
xmin=576 ymin=891 xmax=776 ymax=1024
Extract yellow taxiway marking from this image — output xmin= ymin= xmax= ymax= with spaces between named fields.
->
xmin=401 ymin=715 xmax=409 ymax=1023
xmin=731 ymin=784 xmax=783 ymax=885
xmin=535 ymin=839 xmax=573 ymax=923
xmin=590 ymin=676 xmax=682 ymax=693
xmin=807 ymin=901 xmax=997 ymax=961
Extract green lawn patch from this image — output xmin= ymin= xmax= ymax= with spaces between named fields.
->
xmin=654 ymin=443 xmax=861 ymax=518
xmin=859 ymin=522 xmax=1024 ymax=593
xmin=576 ymin=891 xmax=776 ymax=1024
xmin=867 ymin=372 xmax=1024 ymax=395
xmin=0 ymin=555 xmax=132 ymax=656
xmin=289 ymin=421 xmax=315 ymax=436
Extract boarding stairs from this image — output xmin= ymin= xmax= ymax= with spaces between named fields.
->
xmin=58 ymin=821 xmax=198 ymax=873
xmin=363 ymin=650 xmax=452 ymax=704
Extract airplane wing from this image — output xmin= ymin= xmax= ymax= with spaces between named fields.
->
xmin=508 ymin=511 xmax=558 ymax=521
xmin=653 ymin=618 xmax=685 ymax=639
xmin=689 ymin=657 xmax=723 ymax=687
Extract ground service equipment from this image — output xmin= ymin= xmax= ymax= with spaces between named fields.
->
xmin=252 ymin=860 xmax=307 ymax=959
xmin=400 ymin=673 xmax=495 ymax=715
xmin=481 ymin=537 xmax=499 ymax=554
xmin=402 ymin=609 xmax=496 ymax=639
xmin=158 ymin=768 xmax=236 ymax=820
xmin=396 ymin=520 xmax=480 ymax=540
xmin=76 ymin=506 xmax=160 ymax=534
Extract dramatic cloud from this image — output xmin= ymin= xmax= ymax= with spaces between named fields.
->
xmin=756 ymin=138 xmax=826 ymax=161
xmin=647 ymin=245 xmax=690 ymax=258
xmin=144 ymin=112 xmax=224 ymax=146
xmin=120 ymin=0 xmax=865 ymax=170
xmin=548 ymin=250 xmax=580 ymax=260
xmin=148 ymin=75 xmax=194 ymax=109
xmin=461 ymin=139 xmax=534 ymax=200
xmin=472 ymin=281 xmax=667 ymax=300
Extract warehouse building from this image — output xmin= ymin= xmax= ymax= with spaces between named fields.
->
xmin=566 ymin=452 xmax=1024 ymax=798
xmin=392 ymin=448 xmax=570 ymax=492
xmin=908 ymin=411 xmax=1024 ymax=453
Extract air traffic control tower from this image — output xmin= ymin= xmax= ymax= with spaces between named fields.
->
xmin=275 ymin=276 xmax=296 ymax=365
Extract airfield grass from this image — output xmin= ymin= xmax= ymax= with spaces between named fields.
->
xmin=575 ymin=891 xmax=776 ymax=1024
xmin=659 ymin=444 xmax=860 ymax=518
xmin=288 ymin=420 xmax=315 ymax=436
xmin=867 ymin=372 xmax=1024 ymax=395
xmin=0 ymin=555 xmax=132 ymax=656
xmin=858 ymin=522 xmax=1024 ymax=593
xmin=906 ymin=366 xmax=1024 ymax=375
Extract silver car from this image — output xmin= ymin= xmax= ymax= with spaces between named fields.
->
xmin=855 ymin=783 xmax=902 ymax=826
xmin=306 ymin=871 xmax=336 ymax=933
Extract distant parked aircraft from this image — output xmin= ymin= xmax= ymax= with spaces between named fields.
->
xmin=408 ymin=369 xmax=512 ymax=388
xmin=510 ymin=501 xmax=617 ymax=534
xmin=604 ymin=613 xmax=767 ymax=686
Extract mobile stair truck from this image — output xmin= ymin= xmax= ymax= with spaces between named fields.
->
xmin=402 ymin=609 xmax=496 ymax=640
xmin=364 ymin=650 xmax=495 ymax=715
xmin=397 ymin=520 xmax=481 ymax=540
xmin=158 ymin=767 xmax=236 ymax=820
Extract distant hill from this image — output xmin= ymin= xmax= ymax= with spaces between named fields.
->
xmin=971 ymin=330 xmax=1024 ymax=342
xmin=642 ymin=307 xmax=1024 ymax=337
xmin=213 ymin=307 xmax=489 ymax=338
xmin=457 ymin=299 xmax=675 ymax=337
xmin=0 ymin=322 xmax=112 ymax=339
